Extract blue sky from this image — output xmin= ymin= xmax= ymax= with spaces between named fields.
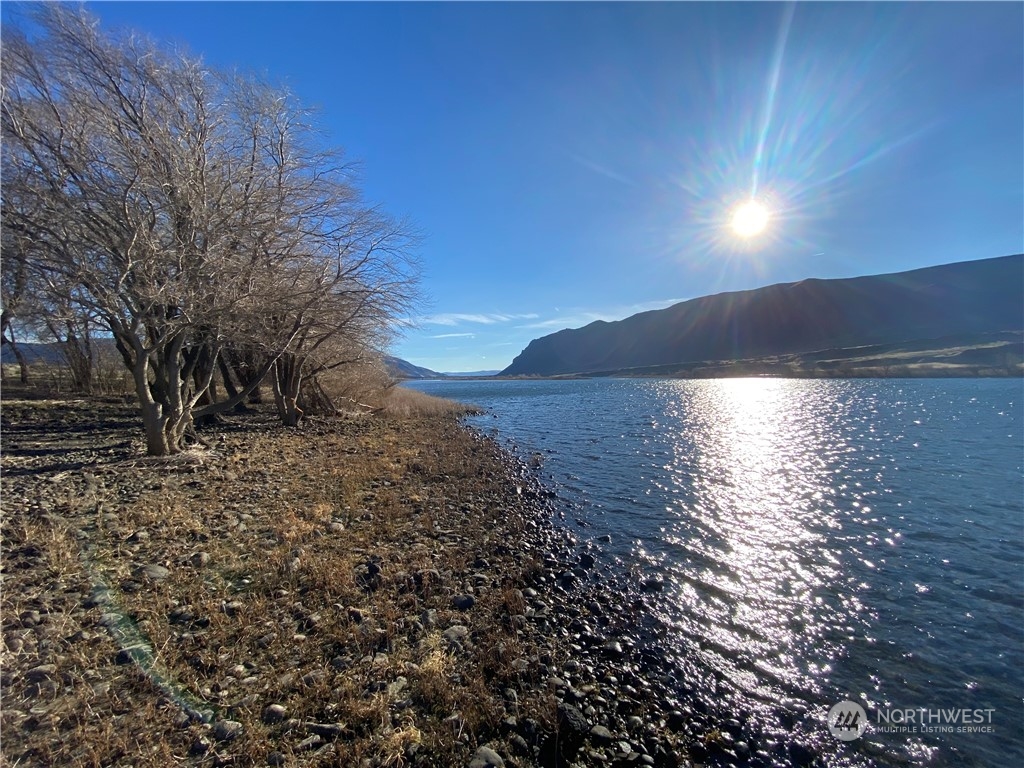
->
xmin=25 ymin=2 xmax=1024 ymax=372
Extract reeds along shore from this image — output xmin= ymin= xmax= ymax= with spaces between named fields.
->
xmin=0 ymin=392 xmax=705 ymax=768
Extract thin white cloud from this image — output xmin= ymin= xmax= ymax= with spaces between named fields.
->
xmin=517 ymin=298 xmax=687 ymax=331
xmin=420 ymin=312 xmax=539 ymax=326
xmin=429 ymin=332 xmax=476 ymax=339
xmin=567 ymin=152 xmax=637 ymax=187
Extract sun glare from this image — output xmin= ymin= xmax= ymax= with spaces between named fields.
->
xmin=731 ymin=200 xmax=770 ymax=238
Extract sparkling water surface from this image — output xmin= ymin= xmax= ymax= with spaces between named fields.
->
xmin=405 ymin=378 xmax=1023 ymax=767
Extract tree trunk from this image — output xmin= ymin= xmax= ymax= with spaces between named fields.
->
xmin=272 ymin=353 xmax=304 ymax=427
xmin=61 ymin=326 xmax=94 ymax=393
xmin=136 ymin=380 xmax=171 ymax=456
xmin=226 ymin=348 xmax=264 ymax=404
xmin=10 ymin=341 xmax=30 ymax=384
xmin=129 ymin=336 xmax=193 ymax=456
xmin=299 ymin=374 xmax=338 ymax=417
xmin=1 ymin=327 xmax=31 ymax=384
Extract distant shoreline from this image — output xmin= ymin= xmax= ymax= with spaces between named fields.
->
xmin=404 ymin=331 xmax=1024 ymax=381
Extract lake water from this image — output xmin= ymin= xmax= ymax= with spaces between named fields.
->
xmin=405 ymin=378 xmax=1023 ymax=767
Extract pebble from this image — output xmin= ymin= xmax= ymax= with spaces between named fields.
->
xmin=135 ymin=565 xmax=168 ymax=581
xmin=213 ymin=719 xmax=244 ymax=741
xmin=191 ymin=551 xmax=211 ymax=567
xmin=443 ymin=625 xmax=470 ymax=644
xmin=262 ymin=704 xmax=287 ymax=724
xmin=468 ymin=745 xmax=505 ymax=768
xmin=602 ymin=639 xmax=624 ymax=658
xmin=557 ymin=702 xmax=589 ymax=755
xmin=297 ymin=734 xmax=323 ymax=751
xmin=452 ymin=594 xmax=476 ymax=610
xmin=25 ymin=664 xmax=57 ymax=683
xmin=306 ymin=722 xmax=345 ymax=738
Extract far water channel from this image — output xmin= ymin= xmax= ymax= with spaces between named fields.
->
xmin=404 ymin=378 xmax=1023 ymax=768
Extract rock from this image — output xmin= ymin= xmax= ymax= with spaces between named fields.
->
xmin=452 ymin=594 xmax=476 ymax=610
xmin=469 ymin=745 xmax=505 ymax=768
xmin=297 ymin=734 xmax=323 ymax=751
xmin=307 ymin=722 xmax=345 ymax=739
xmin=136 ymin=563 xmax=170 ymax=581
xmin=300 ymin=670 xmax=325 ymax=687
xmin=191 ymin=551 xmax=211 ymax=567
xmin=25 ymin=664 xmax=57 ymax=683
xmin=169 ymin=607 xmax=195 ymax=625
xmin=257 ymin=633 xmax=276 ymax=648
xmin=262 ymin=704 xmax=287 ymax=724
xmin=189 ymin=737 xmax=211 ymax=756
xmin=602 ymin=639 xmax=624 ymax=658
xmin=666 ymin=709 xmax=687 ymax=731
xmin=267 ymin=752 xmax=287 ymax=765
xmin=556 ymin=702 xmax=589 ymax=756
xmin=329 ymin=522 xmax=345 ymax=533
xmin=640 ymin=577 xmax=665 ymax=593
xmin=509 ymin=733 xmax=531 ymax=756
xmin=579 ymin=553 xmax=596 ymax=569
xmin=214 ymin=719 xmax=244 ymax=742
xmin=590 ymin=724 xmax=614 ymax=745
xmin=789 ymin=742 xmax=817 ymax=767
xmin=442 ymin=625 xmax=470 ymax=645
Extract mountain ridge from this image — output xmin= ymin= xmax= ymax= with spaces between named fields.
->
xmin=502 ymin=254 xmax=1024 ymax=376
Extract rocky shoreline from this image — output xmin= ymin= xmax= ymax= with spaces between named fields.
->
xmin=1 ymin=395 xmax=813 ymax=768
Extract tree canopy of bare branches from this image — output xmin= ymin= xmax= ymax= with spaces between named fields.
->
xmin=2 ymin=5 xmax=419 ymax=454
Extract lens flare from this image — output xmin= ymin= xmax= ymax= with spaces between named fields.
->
xmin=731 ymin=200 xmax=770 ymax=238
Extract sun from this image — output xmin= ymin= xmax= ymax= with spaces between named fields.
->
xmin=730 ymin=200 xmax=770 ymax=238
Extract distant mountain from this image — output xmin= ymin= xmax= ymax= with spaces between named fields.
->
xmin=383 ymin=355 xmax=441 ymax=380
xmin=502 ymin=254 xmax=1024 ymax=376
xmin=443 ymin=370 xmax=502 ymax=377
xmin=3 ymin=344 xmax=444 ymax=382
xmin=1 ymin=341 xmax=62 ymax=364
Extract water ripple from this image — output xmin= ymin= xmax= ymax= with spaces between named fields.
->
xmin=408 ymin=378 xmax=1022 ymax=767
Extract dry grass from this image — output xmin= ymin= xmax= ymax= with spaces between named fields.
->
xmin=1 ymin=398 xmax=555 ymax=767
xmin=379 ymin=386 xmax=481 ymax=419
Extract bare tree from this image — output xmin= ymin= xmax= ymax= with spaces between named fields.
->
xmin=2 ymin=6 xmax=419 ymax=452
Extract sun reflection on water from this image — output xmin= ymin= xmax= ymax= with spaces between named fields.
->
xmin=654 ymin=378 xmax=864 ymax=707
